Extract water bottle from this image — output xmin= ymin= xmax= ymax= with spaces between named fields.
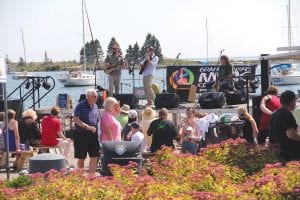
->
xmin=265 ymin=137 xmax=269 ymax=147
xmin=25 ymin=140 xmax=30 ymax=151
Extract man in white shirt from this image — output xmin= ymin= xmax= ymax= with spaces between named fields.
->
xmin=129 ymin=122 xmax=146 ymax=152
xmin=140 ymin=46 xmax=159 ymax=107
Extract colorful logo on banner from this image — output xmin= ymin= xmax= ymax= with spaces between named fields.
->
xmin=169 ymin=67 xmax=194 ymax=89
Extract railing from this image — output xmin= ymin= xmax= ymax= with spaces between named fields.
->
xmin=7 ymin=76 xmax=55 ymax=111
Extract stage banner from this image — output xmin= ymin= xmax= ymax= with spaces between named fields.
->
xmin=166 ymin=65 xmax=257 ymax=93
xmin=0 ymin=58 xmax=6 ymax=83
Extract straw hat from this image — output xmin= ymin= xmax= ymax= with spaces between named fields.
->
xmin=120 ymin=104 xmax=130 ymax=114
xmin=142 ymin=107 xmax=157 ymax=120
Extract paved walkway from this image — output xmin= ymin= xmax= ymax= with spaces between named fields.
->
xmin=0 ymin=144 xmax=91 ymax=180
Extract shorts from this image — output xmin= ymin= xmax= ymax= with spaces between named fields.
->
xmin=74 ymin=129 xmax=100 ymax=159
xmin=182 ymin=141 xmax=197 ymax=155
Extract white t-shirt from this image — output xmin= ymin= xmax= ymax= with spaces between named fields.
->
xmin=131 ymin=131 xmax=147 ymax=152
xmin=143 ymin=55 xmax=159 ymax=77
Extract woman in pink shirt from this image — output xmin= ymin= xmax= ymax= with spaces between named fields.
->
xmin=100 ymin=97 xmax=122 ymax=141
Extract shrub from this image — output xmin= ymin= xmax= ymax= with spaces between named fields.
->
xmin=0 ymin=139 xmax=299 ymax=199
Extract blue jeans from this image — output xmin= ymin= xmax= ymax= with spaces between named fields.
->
xmin=182 ymin=141 xmax=197 ymax=155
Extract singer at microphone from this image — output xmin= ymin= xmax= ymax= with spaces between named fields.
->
xmin=215 ymin=55 xmax=234 ymax=92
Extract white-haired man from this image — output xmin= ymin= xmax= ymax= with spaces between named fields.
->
xmin=73 ymin=88 xmax=100 ymax=174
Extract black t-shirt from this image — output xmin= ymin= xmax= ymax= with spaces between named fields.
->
xmin=18 ymin=117 xmax=41 ymax=144
xmin=147 ymin=118 xmax=178 ymax=153
xmin=270 ymin=108 xmax=300 ymax=160
xmin=240 ymin=117 xmax=253 ymax=143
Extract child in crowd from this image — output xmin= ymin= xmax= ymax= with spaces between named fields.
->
xmin=128 ymin=122 xmax=146 ymax=152
xmin=181 ymin=126 xmax=198 ymax=155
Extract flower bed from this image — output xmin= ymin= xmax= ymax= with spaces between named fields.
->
xmin=0 ymin=139 xmax=299 ymax=199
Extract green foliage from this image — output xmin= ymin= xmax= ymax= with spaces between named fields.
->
xmin=201 ymin=138 xmax=283 ymax=175
xmin=4 ymin=175 xmax=32 ymax=188
xmin=80 ymin=39 xmax=104 ymax=65
xmin=140 ymin=33 xmax=163 ymax=62
xmin=107 ymin=37 xmax=118 ymax=55
xmin=17 ymin=57 xmax=26 ymax=67
xmin=125 ymin=42 xmax=141 ymax=67
xmin=0 ymin=140 xmax=299 ymax=199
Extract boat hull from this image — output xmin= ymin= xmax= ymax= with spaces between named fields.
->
xmin=59 ymin=77 xmax=95 ymax=87
xmin=271 ymin=75 xmax=300 ymax=86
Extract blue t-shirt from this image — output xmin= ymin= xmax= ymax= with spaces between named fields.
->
xmin=74 ymin=100 xmax=99 ymax=130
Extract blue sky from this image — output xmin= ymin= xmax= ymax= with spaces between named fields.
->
xmin=0 ymin=0 xmax=299 ymax=62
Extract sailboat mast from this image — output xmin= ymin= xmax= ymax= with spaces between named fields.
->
xmin=21 ymin=28 xmax=27 ymax=64
xmin=287 ymin=0 xmax=292 ymax=47
xmin=82 ymin=0 xmax=87 ymax=72
xmin=205 ymin=18 xmax=209 ymax=63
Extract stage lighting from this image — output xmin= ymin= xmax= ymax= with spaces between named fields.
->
xmin=42 ymin=80 xmax=51 ymax=90
xmin=25 ymin=80 xmax=31 ymax=89
xmin=35 ymin=79 xmax=41 ymax=89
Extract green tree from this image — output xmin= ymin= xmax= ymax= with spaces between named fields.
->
xmin=80 ymin=39 xmax=104 ymax=65
xmin=44 ymin=51 xmax=49 ymax=65
xmin=125 ymin=42 xmax=141 ymax=67
xmin=18 ymin=57 xmax=26 ymax=67
xmin=107 ymin=37 xmax=118 ymax=54
xmin=140 ymin=33 xmax=163 ymax=62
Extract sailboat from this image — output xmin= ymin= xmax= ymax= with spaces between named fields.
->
xmin=271 ymin=0 xmax=300 ymax=86
xmin=58 ymin=0 xmax=95 ymax=87
xmin=12 ymin=28 xmax=33 ymax=80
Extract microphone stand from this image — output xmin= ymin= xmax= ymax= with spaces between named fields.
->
xmin=131 ymin=64 xmax=135 ymax=94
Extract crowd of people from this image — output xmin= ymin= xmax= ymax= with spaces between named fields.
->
xmin=0 ymin=85 xmax=300 ymax=174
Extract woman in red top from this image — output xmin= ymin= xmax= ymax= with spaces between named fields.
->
xmin=258 ymin=86 xmax=281 ymax=144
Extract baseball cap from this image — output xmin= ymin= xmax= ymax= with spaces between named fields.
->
xmin=128 ymin=110 xmax=138 ymax=119
xmin=129 ymin=122 xmax=140 ymax=129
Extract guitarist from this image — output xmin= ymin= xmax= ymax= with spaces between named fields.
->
xmin=216 ymin=55 xmax=234 ymax=92
xmin=140 ymin=46 xmax=159 ymax=107
xmin=105 ymin=43 xmax=125 ymax=96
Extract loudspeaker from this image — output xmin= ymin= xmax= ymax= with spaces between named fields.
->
xmin=113 ymin=94 xmax=139 ymax=109
xmin=154 ymin=93 xmax=179 ymax=109
xmin=198 ymin=92 xmax=225 ymax=109
xmin=252 ymin=95 xmax=262 ymax=126
xmin=226 ymin=90 xmax=247 ymax=105
xmin=0 ymin=99 xmax=23 ymax=119
xmin=176 ymin=84 xmax=197 ymax=102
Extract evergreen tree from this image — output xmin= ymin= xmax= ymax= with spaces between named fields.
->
xmin=79 ymin=39 xmax=104 ymax=65
xmin=125 ymin=45 xmax=134 ymax=66
xmin=107 ymin=37 xmax=118 ymax=54
xmin=140 ymin=33 xmax=163 ymax=62
xmin=18 ymin=57 xmax=26 ymax=67
xmin=132 ymin=42 xmax=141 ymax=65
xmin=44 ymin=51 xmax=49 ymax=65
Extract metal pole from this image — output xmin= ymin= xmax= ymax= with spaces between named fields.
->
xmin=260 ymin=54 xmax=270 ymax=95
xmin=21 ymin=28 xmax=27 ymax=64
xmin=82 ymin=0 xmax=87 ymax=73
xmin=287 ymin=0 xmax=292 ymax=48
xmin=4 ymin=82 xmax=10 ymax=180
xmin=206 ymin=18 xmax=209 ymax=63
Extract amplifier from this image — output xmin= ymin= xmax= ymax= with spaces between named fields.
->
xmin=198 ymin=92 xmax=225 ymax=109
xmin=176 ymin=84 xmax=197 ymax=102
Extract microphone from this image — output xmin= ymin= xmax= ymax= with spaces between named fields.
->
xmin=176 ymin=53 xmax=181 ymax=59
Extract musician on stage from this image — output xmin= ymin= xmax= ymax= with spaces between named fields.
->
xmin=105 ymin=43 xmax=126 ymax=96
xmin=140 ymin=46 xmax=159 ymax=107
xmin=217 ymin=55 xmax=234 ymax=92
